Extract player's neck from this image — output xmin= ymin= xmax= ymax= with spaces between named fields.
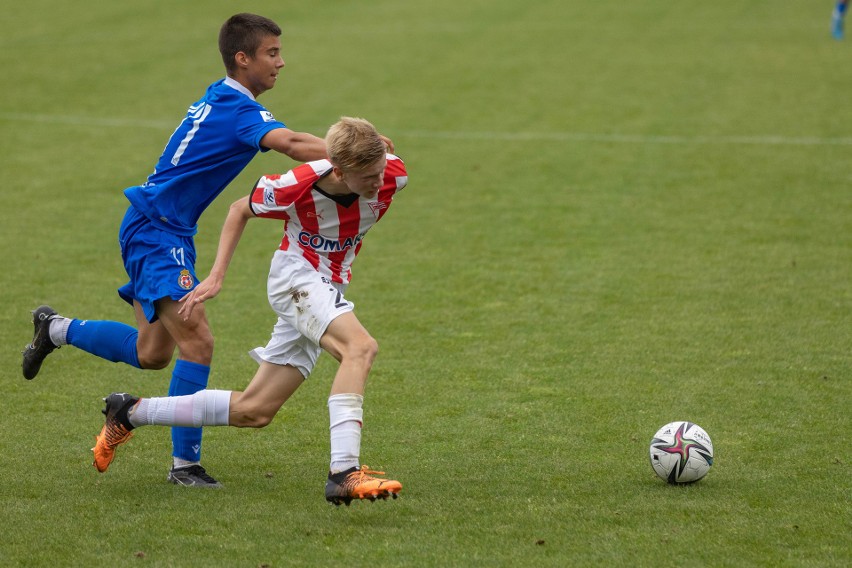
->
xmin=315 ymin=172 xmax=352 ymax=196
xmin=226 ymin=73 xmax=266 ymax=99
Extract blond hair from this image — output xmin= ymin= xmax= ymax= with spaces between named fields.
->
xmin=326 ymin=117 xmax=386 ymax=172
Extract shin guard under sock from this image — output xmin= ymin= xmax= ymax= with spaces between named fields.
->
xmin=66 ymin=319 xmax=141 ymax=368
xmin=168 ymin=360 xmax=211 ymax=462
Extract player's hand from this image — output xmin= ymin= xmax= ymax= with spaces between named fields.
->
xmin=379 ymin=134 xmax=395 ymax=153
xmin=178 ymin=276 xmax=223 ymax=320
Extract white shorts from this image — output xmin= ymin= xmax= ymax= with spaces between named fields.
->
xmin=249 ymin=251 xmax=354 ymax=378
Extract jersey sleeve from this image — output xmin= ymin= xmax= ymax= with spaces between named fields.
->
xmin=249 ymin=174 xmax=292 ymax=220
xmin=235 ymin=102 xmax=286 ymax=151
xmin=385 ymin=154 xmax=408 ymax=192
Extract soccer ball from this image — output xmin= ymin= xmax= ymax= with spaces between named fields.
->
xmin=649 ymin=421 xmax=714 ymax=484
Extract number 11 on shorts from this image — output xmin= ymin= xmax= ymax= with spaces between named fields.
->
xmin=170 ymin=247 xmax=186 ymax=266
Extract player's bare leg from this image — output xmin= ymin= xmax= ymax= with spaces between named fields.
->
xmin=320 ymin=312 xmax=401 ymax=505
xmin=132 ymin=301 xmax=176 ymax=370
xmin=227 ymin=362 xmax=305 ymax=427
xmin=154 ymin=298 xmax=213 ymax=367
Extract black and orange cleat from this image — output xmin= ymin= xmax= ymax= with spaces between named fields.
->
xmin=22 ymin=305 xmax=60 ymax=380
xmin=92 ymin=393 xmax=138 ymax=473
xmin=325 ymin=465 xmax=402 ymax=506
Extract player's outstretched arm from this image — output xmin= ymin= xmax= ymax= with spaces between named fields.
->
xmin=179 ymin=198 xmax=255 ymax=320
xmin=262 ymin=126 xmax=395 ymax=161
xmin=261 ymin=128 xmax=327 ymax=162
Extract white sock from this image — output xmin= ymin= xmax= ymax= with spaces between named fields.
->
xmin=328 ymin=393 xmax=363 ymax=474
xmin=128 ymin=390 xmax=232 ymax=428
xmin=48 ymin=317 xmax=72 ymax=346
xmin=173 ymin=457 xmax=199 ymax=469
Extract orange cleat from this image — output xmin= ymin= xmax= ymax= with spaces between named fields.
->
xmin=325 ymin=465 xmax=402 ymax=506
xmin=91 ymin=393 xmax=138 ymax=473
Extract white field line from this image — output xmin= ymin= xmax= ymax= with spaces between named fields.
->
xmin=399 ymin=130 xmax=852 ymax=147
xmin=0 ymin=112 xmax=174 ymax=130
xmin=3 ymin=112 xmax=852 ymax=147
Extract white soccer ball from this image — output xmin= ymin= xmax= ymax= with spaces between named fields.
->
xmin=649 ymin=421 xmax=714 ymax=484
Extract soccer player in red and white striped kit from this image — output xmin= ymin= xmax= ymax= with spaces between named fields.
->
xmin=93 ymin=117 xmax=406 ymax=505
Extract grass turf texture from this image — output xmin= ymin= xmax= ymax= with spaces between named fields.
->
xmin=1 ymin=1 xmax=849 ymax=566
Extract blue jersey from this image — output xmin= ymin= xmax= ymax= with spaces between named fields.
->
xmin=124 ymin=77 xmax=286 ymax=236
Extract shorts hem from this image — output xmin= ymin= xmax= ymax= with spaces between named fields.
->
xmin=248 ymin=348 xmax=311 ymax=379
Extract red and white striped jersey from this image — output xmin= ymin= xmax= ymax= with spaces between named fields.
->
xmin=249 ymin=154 xmax=408 ymax=284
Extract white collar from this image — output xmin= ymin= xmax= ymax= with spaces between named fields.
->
xmin=223 ymin=76 xmax=255 ymax=100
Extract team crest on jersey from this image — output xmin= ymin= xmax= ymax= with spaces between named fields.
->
xmin=259 ymin=110 xmax=276 ymax=123
xmin=368 ymin=201 xmax=388 ymax=218
xmin=178 ymin=269 xmax=194 ymax=290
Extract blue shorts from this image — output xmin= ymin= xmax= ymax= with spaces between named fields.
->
xmin=117 ymin=206 xmax=199 ymax=323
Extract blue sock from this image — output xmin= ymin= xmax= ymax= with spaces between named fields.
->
xmin=838 ymin=1 xmax=848 ymax=16
xmin=168 ymin=360 xmax=211 ymax=463
xmin=67 ymin=319 xmax=141 ymax=368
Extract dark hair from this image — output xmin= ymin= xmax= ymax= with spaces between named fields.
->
xmin=218 ymin=13 xmax=281 ymax=75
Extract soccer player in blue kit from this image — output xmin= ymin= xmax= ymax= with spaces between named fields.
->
xmin=833 ymin=0 xmax=849 ymax=39
xmin=21 ymin=13 xmax=341 ymax=487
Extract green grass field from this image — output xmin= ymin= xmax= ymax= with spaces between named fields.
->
xmin=1 ymin=1 xmax=850 ymax=566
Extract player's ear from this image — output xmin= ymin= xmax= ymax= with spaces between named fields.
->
xmin=234 ymin=51 xmax=250 ymax=69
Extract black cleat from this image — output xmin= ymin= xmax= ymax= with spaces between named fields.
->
xmin=167 ymin=465 xmax=223 ymax=488
xmin=22 ymin=305 xmax=61 ymax=380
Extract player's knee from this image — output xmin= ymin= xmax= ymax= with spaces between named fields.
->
xmin=199 ymin=333 xmax=214 ymax=361
xmin=247 ymin=412 xmax=274 ymax=428
xmin=234 ymin=408 xmax=274 ymax=428
xmin=229 ymin=394 xmax=274 ymax=428
xmin=195 ymin=327 xmax=214 ymax=356
xmin=345 ymin=334 xmax=378 ymax=368
xmin=365 ymin=336 xmax=379 ymax=362
xmin=179 ymin=331 xmax=214 ymax=365
xmin=137 ymin=351 xmax=173 ymax=370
